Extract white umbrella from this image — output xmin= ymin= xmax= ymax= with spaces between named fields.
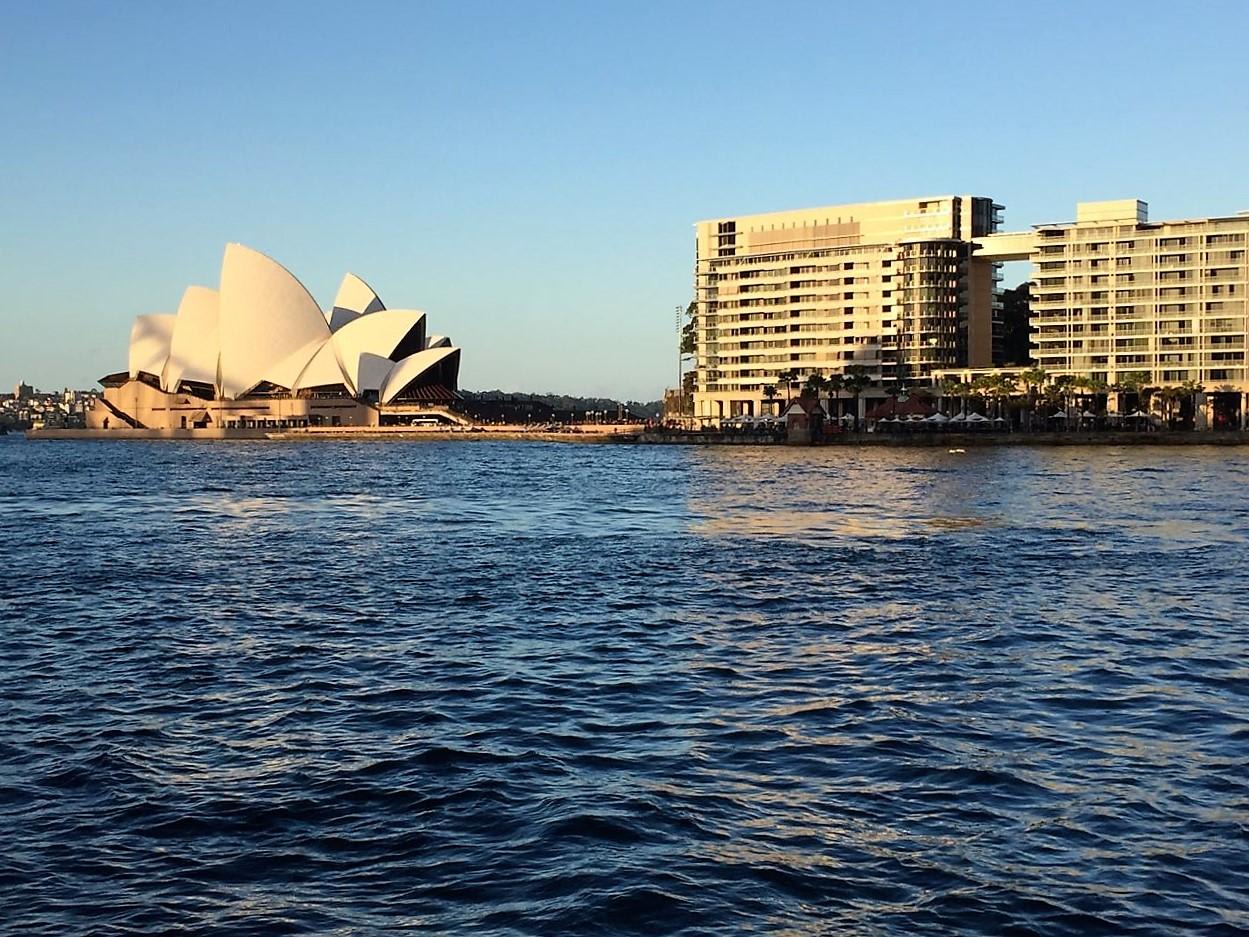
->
xmin=1126 ymin=410 xmax=1149 ymax=419
xmin=1080 ymin=410 xmax=1098 ymax=419
xmin=1049 ymin=411 xmax=1069 ymax=419
xmin=965 ymin=412 xmax=990 ymax=423
xmin=992 ymin=417 xmax=1006 ymax=423
xmin=949 ymin=412 xmax=967 ymax=422
xmin=926 ymin=412 xmax=950 ymax=423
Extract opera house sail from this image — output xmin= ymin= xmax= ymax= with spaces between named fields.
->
xmin=89 ymin=244 xmax=462 ymax=432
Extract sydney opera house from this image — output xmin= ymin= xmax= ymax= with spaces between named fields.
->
xmin=89 ymin=244 xmax=461 ymax=432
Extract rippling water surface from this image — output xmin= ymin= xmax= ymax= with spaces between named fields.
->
xmin=2 ymin=437 xmax=1248 ymax=935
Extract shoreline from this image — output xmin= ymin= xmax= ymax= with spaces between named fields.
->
xmin=22 ymin=425 xmax=643 ymax=443
xmin=20 ymin=426 xmax=1249 ymax=446
xmin=639 ymin=430 xmax=1249 ymax=447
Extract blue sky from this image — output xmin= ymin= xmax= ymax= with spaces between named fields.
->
xmin=2 ymin=0 xmax=1247 ymax=398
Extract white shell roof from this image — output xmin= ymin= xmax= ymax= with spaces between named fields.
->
xmin=333 ymin=273 xmax=385 ymax=316
xmin=356 ymin=353 xmax=394 ymax=395
xmin=265 ymin=336 xmax=330 ymax=393
xmin=121 ymin=244 xmax=459 ymax=404
xmin=161 ymin=286 xmax=219 ymax=392
xmin=328 ymin=308 xmax=362 ymax=331
xmin=380 ymin=347 xmax=460 ymax=404
xmin=218 ymin=243 xmax=331 ymax=399
xmin=128 ymin=314 xmax=176 ymax=380
xmin=331 ymin=309 xmax=426 ymax=394
xmin=291 ymin=339 xmax=348 ymax=391
xmin=328 ymin=273 xmax=385 ymax=332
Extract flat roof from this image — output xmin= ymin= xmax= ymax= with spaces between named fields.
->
xmin=695 ymin=194 xmax=995 ymax=226
xmin=1033 ymin=214 xmax=1249 ymax=229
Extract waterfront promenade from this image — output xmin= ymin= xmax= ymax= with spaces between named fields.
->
xmin=640 ymin=428 xmax=1249 ymax=447
xmin=25 ymin=423 xmax=1249 ymax=447
xmin=25 ymin=422 xmax=644 ymax=443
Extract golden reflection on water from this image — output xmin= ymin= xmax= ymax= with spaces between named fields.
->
xmin=686 ymin=446 xmax=1001 ymax=541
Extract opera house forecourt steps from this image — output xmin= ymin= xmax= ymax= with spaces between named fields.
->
xmin=76 ymin=244 xmax=465 ymax=436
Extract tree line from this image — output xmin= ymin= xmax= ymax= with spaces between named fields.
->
xmin=754 ymin=366 xmax=1204 ymax=428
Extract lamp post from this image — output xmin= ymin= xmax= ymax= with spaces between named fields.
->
xmin=675 ymin=304 xmax=685 ymax=426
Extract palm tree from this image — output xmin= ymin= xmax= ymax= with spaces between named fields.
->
xmin=944 ymin=381 xmax=975 ymax=416
xmin=776 ymin=369 xmax=798 ymax=406
xmin=762 ymin=384 xmax=779 ymax=416
xmin=969 ymin=377 xmax=999 ymax=417
xmin=939 ymin=378 xmax=963 ymax=414
xmin=1185 ymin=380 xmax=1204 ymax=427
xmin=1066 ymin=376 xmax=1092 ymax=417
xmin=1171 ymin=379 xmax=1204 ymax=429
xmin=1114 ymin=370 xmax=1150 ymax=416
xmin=826 ymin=373 xmax=845 ymax=419
xmin=1156 ymin=385 xmax=1179 ymax=426
xmin=984 ymin=374 xmax=1017 ymax=422
xmin=1041 ymin=382 xmax=1065 ymax=419
xmin=843 ymin=365 xmax=871 ymax=429
xmin=803 ymin=372 xmax=828 ymax=401
xmin=1084 ymin=378 xmax=1110 ymax=414
xmin=1053 ymin=375 xmax=1076 ymax=416
xmin=1019 ymin=367 xmax=1048 ymax=393
xmin=1019 ymin=367 xmax=1048 ymax=431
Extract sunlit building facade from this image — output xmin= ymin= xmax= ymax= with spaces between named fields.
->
xmin=977 ymin=200 xmax=1249 ymax=387
xmin=971 ymin=199 xmax=1249 ymax=427
xmin=692 ymin=195 xmax=1003 ymax=421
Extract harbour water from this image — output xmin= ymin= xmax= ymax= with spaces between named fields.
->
xmin=2 ymin=437 xmax=1247 ymax=934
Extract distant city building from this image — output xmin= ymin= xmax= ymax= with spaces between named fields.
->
xmin=88 ymin=244 xmax=462 ymax=432
xmin=1 ymin=384 xmax=96 ymax=430
xmin=692 ymin=195 xmax=1003 ymax=422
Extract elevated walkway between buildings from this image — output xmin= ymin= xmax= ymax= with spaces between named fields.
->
xmin=971 ymin=231 xmax=1035 ymax=262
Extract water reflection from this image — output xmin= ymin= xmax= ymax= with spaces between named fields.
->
xmin=687 ymin=447 xmax=1004 ymax=542
xmin=1 ymin=438 xmax=1248 ymax=935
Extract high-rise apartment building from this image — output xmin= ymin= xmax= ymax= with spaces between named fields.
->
xmin=692 ymin=196 xmax=1002 ymax=421
xmin=975 ymin=200 xmax=1249 ymax=389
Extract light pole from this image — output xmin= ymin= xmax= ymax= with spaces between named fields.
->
xmin=675 ymin=304 xmax=684 ymax=425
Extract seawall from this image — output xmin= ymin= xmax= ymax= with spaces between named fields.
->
xmin=639 ymin=430 xmax=1249 ymax=447
xmin=25 ymin=425 xmax=643 ymax=443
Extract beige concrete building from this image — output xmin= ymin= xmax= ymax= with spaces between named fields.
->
xmin=978 ymin=199 xmax=1248 ymax=386
xmin=692 ymin=195 xmax=1003 ymax=421
xmin=974 ymin=199 xmax=1249 ymax=427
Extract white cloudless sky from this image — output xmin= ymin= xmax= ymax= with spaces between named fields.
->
xmin=2 ymin=0 xmax=1247 ymax=398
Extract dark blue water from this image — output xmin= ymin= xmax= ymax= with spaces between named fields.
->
xmin=2 ymin=437 xmax=1248 ymax=935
